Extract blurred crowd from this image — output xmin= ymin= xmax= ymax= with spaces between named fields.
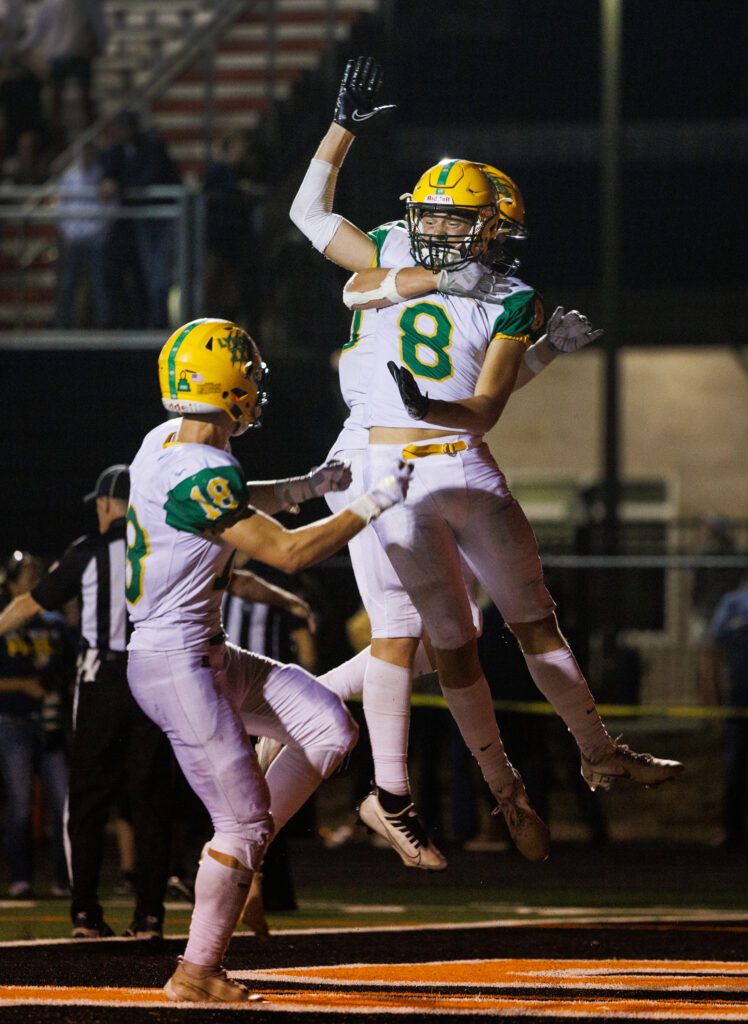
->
xmin=0 ymin=0 xmax=268 ymax=332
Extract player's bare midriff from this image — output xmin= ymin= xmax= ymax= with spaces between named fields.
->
xmin=369 ymin=426 xmax=468 ymax=444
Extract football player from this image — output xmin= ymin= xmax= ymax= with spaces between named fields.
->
xmin=126 ymin=317 xmax=412 ymax=1003
xmin=289 ymin=57 xmax=684 ymax=871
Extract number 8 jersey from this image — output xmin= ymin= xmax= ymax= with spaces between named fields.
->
xmin=360 ymin=222 xmax=538 ymax=431
xmin=126 ymin=419 xmax=249 ymax=652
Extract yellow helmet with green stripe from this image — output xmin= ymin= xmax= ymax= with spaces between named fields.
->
xmin=478 ymin=165 xmax=526 ymax=239
xmin=402 ymin=158 xmax=501 ymax=270
xmin=477 ymin=163 xmax=527 ymax=274
xmin=158 ymin=318 xmax=267 ymax=432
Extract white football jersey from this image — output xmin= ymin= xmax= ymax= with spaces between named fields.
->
xmin=337 ymin=222 xmax=414 ymax=447
xmin=127 ymin=419 xmax=249 ymax=652
xmin=340 ymin=221 xmax=538 ymax=432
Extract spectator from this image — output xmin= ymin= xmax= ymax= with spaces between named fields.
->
xmin=692 ymin=516 xmax=743 ymax=703
xmin=0 ymin=551 xmax=71 ymax=898
xmin=3 ymin=127 xmax=49 ymax=184
xmin=22 ymin=0 xmax=107 ymax=135
xmin=710 ymin=571 xmax=748 ymax=850
xmin=55 ymin=139 xmax=112 ymax=328
xmin=101 ymin=111 xmax=180 ymax=329
xmin=0 ymin=1 xmax=45 ymax=161
xmin=203 ymin=130 xmax=266 ymax=325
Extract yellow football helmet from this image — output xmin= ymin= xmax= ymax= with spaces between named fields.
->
xmin=477 ymin=163 xmax=527 ymax=275
xmin=402 ymin=159 xmax=502 ymax=270
xmin=158 ymin=318 xmax=267 ymax=432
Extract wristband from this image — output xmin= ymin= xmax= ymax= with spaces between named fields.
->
xmin=343 ymin=268 xmax=402 ymax=310
xmin=523 ymin=337 xmax=558 ymax=376
xmin=348 ymin=494 xmax=381 ymax=524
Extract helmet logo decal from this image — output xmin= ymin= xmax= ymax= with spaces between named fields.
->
xmin=216 ymin=328 xmax=252 ymax=367
xmin=423 ymin=194 xmax=453 ymax=205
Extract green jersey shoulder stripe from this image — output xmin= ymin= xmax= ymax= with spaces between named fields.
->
xmin=164 ymin=465 xmax=248 ymax=535
xmin=367 ymin=221 xmax=407 ymax=268
xmin=491 ymin=290 xmax=537 ymax=339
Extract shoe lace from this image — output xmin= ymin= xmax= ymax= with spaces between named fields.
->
xmin=613 ymin=736 xmax=654 ymax=764
xmin=386 ymin=804 xmax=427 ymax=849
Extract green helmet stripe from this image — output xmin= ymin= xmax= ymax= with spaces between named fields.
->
xmin=167 ymin=321 xmax=202 ymax=398
xmin=435 ymin=161 xmax=456 ymax=187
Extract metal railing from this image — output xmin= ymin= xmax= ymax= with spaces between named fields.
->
xmin=0 ymin=185 xmax=205 ymax=331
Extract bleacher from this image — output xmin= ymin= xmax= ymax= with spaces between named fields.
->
xmin=1 ymin=0 xmax=380 ymax=329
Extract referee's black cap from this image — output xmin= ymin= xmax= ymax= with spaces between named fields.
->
xmin=84 ymin=464 xmax=130 ymax=503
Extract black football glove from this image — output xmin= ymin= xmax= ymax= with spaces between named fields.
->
xmin=334 ymin=56 xmax=395 ymax=134
xmin=387 ymin=361 xmax=430 ymax=420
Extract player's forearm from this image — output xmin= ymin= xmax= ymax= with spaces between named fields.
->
xmin=422 ymin=392 xmax=513 ymax=435
xmin=513 ymin=335 xmax=558 ymax=391
xmin=258 ymin=512 xmax=367 ymax=574
xmin=244 ymin=483 xmax=287 ymax=515
xmin=229 ymin=570 xmax=305 ymax=615
xmin=0 ymin=593 xmax=42 ymax=637
xmin=344 ymin=267 xmax=439 ymax=310
xmin=313 ymin=123 xmax=355 ymax=168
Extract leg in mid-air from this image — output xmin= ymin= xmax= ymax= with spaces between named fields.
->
xmin=367 ymin=443 xmax=551 ymax=862
xmin=235 ymin=645 xmax=359 ymax=934
xmin=323 ymin=451 xmax=449 ymax=870
xmin=450 ymin=449 xmax=683 ymax=793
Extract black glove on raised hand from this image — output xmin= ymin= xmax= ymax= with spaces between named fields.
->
xmin=387 ymin=361 xmax=430 ymax=420
xmin=334 ymin=56 xmax=395 ymax=133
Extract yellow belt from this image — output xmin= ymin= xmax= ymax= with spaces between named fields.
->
xmin=401 ymin=440 xmax=469 ymax=460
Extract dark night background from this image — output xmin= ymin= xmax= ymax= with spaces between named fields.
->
xmin=2 ymin=0 xmax=745 ymax=558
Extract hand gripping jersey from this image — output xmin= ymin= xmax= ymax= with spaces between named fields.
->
xmin=126 ymin=420 xmax=250 ymax=652
xmin=354 ymin=223 xmax=537 ymax=432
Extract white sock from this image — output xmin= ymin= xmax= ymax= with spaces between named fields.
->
xmin=363 ymin=656 xmax=412 ymax=796
xmin=523 ymin=646 xmax=613 ymax=759
xmin=184 ymin=844 xmax=251 ymax=967
xmin=440 ymin=675 xmax=514 ymax=794
xmin=318 ymin=647 xmax=369 ymax=701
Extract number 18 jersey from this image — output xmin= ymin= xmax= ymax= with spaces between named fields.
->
xmin=126 ymin=419 xmax=249 ymax=652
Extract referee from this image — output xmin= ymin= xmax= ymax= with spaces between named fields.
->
xmin=0 ymin=465 xmax=173 ymax=938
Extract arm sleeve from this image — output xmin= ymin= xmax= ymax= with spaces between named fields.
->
xmin=31 ymin=540 xmax=90 ymax=610
xmin=289 ymin=159 xmax=343 ymax=253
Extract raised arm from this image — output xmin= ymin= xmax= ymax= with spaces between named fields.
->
xmin=290 ymin=57 xmax=394 ymax=272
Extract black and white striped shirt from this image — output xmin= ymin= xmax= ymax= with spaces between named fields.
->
xmin=222 ymin=593 xmax=298 ymax=663
xmin=31 ymin=518 xmax=128 ymax=654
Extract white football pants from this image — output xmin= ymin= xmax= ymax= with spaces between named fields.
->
xmin=366 ymin=439 xmax=555 ymax=651
xmin=128 ymin=640 xmax=357 ymax=869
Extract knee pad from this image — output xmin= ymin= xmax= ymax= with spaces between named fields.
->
xmin=210 ymin=822 xmax=273 ymax=874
